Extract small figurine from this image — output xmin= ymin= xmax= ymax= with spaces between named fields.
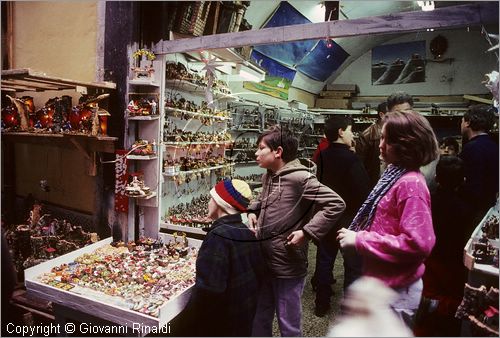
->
xmin=149 ymin=99 xmax=157 ymax=115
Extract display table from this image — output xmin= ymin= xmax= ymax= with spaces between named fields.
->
xmin=24 ymin=235 xmax=201 ymax=336
xmin=463 ymin=207 xmax=499 ymax=277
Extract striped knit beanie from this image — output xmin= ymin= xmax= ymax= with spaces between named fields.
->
xmin=210 ymin=179 xmax=252 ymax=214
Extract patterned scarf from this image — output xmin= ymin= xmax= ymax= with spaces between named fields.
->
xmin=348 ymin=164 xmax=407 ymax=232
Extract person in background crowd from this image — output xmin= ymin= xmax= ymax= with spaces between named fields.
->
xmin=337 ymin=110 xmax=438 ymax=329
xmin=439 ymin=137 xmax=460 ymax=156
xmin=459 ymin=104 xmax=499 ymax=222
xmin=357 ymin=92 xmax=414 ymax=189
xmin=248 ymin=125 xmax=345 ymax=337
xmin=414 ymin=156 xmax=474 ymax=337
xmin=312 ymin=115 xmax=370 ymax=317
xmin=312 ymin=136 xmax=329 ymax=163
xmin=356 ymin=102 xmax=388 ymax=189
xmin=387 ymin=91 xmax=414 ymax=113
xmin=182 ymin=179 xmax=265 ymax=336
xmin=421 ymin=137 xmax=461 ymax=193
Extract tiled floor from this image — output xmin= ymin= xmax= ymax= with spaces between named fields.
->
xmin=272 ymin=244 xmax=345 ymax=336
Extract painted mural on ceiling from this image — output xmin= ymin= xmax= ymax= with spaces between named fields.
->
xmin=252 ymin=1 xmax=350 ymax=83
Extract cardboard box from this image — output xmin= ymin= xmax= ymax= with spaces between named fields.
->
xmin=315 ymin=98 xmax=352 ymax=109
xmin=326 ymin=83 xmax=358 ymax=92
xmin=320 ymin=91 xmax=353 ymax=98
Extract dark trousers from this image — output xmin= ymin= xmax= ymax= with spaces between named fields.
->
xmin=312 ymin=228 xmax=339 ymax=305
xmin=341 ymin=247 xmax=363 ymax=291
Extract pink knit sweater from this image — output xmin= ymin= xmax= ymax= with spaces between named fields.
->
xmin=355 ymin=171 xmax=436 ymax=288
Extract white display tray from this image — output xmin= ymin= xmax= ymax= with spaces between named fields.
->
xmin=25 ymin=236 xmax=202 ymax=328
xmin=463 ymin=207 xmax=499 ymax=276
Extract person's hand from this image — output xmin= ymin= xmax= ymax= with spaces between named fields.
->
xmin=336 ymin=228 xmax=357 ymax=248
xmin=247 ymin=213 xmax=258 ymax=234
xmin=286 ymin=230 xmax=306 ymax=247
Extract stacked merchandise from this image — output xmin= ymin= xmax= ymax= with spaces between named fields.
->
xmin=34 ymin=235 xmax=197 ymax=318
xmin=4 ymin=203 xmax=99 ymax=276
xmin=315 ymin=84 xmax=358 ymax=109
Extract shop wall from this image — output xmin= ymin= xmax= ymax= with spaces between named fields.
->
xmin=332 ymin=29 xmax=498 ymax=96
xmin=10 ymin=1 xmax=99 ymax=213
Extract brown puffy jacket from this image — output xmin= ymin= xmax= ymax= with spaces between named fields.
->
xmin=249 ymin=159 xmax=345 ymax=278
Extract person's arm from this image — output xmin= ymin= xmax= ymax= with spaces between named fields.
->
xmin=355 ymin=186 xmax=436 ymax=263
xmin=300 ymin=174 xmax=346 ymax=243
xmin=247 ymin=173 xmax=267 ymax=230
xmin=355 ymin=131 xmax=370 ymax=165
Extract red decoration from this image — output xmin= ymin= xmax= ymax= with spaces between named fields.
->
xmin=1 ymin=106 xmax=20 ymax=128
xmin=114 ymin=150 xmax=129 ymax=213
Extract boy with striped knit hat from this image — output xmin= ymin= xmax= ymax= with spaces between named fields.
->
xmin=183 ymin=178 xmax=265 ymax=336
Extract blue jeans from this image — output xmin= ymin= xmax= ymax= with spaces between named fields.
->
xmin=252 ymin=276 xmax=306 ymax=337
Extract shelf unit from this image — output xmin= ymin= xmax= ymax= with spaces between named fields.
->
xmin=124 ymin=61 xmax=164 ymax=241
xmin=0 ymin=68 xmax=117 ymax=227
xmin=160 ymin=53 xmax=237 ymax=237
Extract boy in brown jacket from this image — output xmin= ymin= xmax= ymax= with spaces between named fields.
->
xmin=248 ymin=125 xmax=345 ymax=336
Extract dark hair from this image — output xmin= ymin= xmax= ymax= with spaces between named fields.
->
xmin=439 ymin=137 xmax=460 ymax=154
xmin=463 ymin=104 xmax=496 ymax=132
xmin=436 ymin=155 xmax=464 ymax=190
xmin=257 ymin=125 xmax=298 ymax=162
xmin=324 ymin=115 xmax=352 ymax=143
xmin=382 ymin=110 xmax=439 ymax=170
xmin=377 ymin=102 xmax=388 ymax=114
xmin=387 ymin=91 xmax=414 ymax=112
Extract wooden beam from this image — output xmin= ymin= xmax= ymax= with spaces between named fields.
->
xmin=154 ymin=3 xmax=498 ymax=55
xmin=463 ymin=95 xmax=493 ymax=104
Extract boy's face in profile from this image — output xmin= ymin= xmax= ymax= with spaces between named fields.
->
xmin=207 ymin=197 xmax=219 ymax=220
xmin=255 ymin=140 xmax=277 ymax=170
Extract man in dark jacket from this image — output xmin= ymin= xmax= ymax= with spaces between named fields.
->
xmin=248 ymin=125 xmax=345 ymax=336
xmin=355 ymin=102 xmax=387 ymax=189
xmin=312 ymin=115 xmax=370 ymax=316
xmin=459 ymin=104 xmax=499 ymax=221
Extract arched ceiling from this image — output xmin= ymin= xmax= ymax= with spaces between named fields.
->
xmin=244 ymin=1 xmax=478 ymax=93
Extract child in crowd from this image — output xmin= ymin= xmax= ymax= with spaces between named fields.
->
xmin=312 ymin=115 xmax=370 ymax=316
xmin=337 ymin=110 xmax=439 ymax=329
xmin=183 ymin=179 xmax=265 ymax=337
xmin=248 ymin=125 xmax=346 ymax=337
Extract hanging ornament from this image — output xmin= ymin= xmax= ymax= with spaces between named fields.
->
xmin=200 ymin=52 xmax=222 ymax=109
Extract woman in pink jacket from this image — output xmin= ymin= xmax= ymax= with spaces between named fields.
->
xmin=337 ymin=110 xmax=439 ymax=329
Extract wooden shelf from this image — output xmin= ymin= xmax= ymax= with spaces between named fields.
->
xmin=1 ymin=68 xmax=116 ymax=93
xmin=165 ymin=79 xmax=235 ymax=100
xmin=1 ymin=132 xmax=117 ymax=153
xmin=128 ymin=79 xmax=160 ymax=87
xmin=126 ymin=154 xmax=158 ymax=160
xmin=230 ymin=128 xmax=261 ymax=132
xmin=125 ymin=191 xmax=157 ymax=200
xmin=163 ymin=141 xmax=232 ymax=147
xmin=160 ymin=222 xmax=207 ymax=235
xmin=127 ymin=115 xmax=160 ymax=121
xmin=165 ymin=107 xmax=231 ymax=121
xmin=163 ymin=163 xmax=234 ymax=177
